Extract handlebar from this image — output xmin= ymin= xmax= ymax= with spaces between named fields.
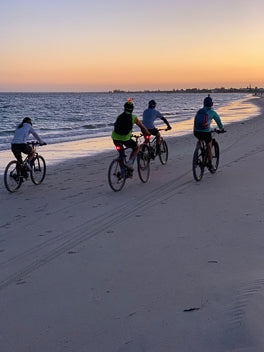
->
xmin=27 ymin=141 xmax=47 ymax=146
xmin=212 ymin=129 xmax=226 ymax=134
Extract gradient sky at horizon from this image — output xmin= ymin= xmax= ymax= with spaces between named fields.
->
xmin=1 ymin=0 xmax=264 ymax=92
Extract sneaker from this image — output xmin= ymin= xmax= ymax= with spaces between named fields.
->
xmin=208 ymin=163 xmax=216 ymax=173
xmin=127 ymin=169 xmax=133 ymax=178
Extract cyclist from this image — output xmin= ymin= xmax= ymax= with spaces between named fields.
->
xmin=142 ymin=100 xmax=171 ymax=154
xmin=112 ymin=99 xmax=149 ymax=172
xmin=11 ymin=117 xmax=46 ymax=169
xmin=193 ymin=95 xmax=225 ymax=172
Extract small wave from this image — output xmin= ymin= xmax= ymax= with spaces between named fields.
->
xmin=39 ymin=127 xmax=73 ymax=131
xmin=0 ymin=105 xmax=16 ymax=109
xmin=83 ymin=124 xmax=106 ymax=129
xmin=0 ymin=130 xmax=15 ymax=136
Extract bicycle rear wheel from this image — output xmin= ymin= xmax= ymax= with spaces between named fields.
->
xmin=211 ymin=139 xmax=220 ymax=172
xmin=137 ymin=144 xmax=150 ymax=183
xmin=192 ymin=146 xmax=204 ymax=181
xmin=4 ymin=160 xmax=22 ymax=192
xmin=108 ymin=158 xmax=126 ymax=191
xmin=159 ymin=139 xmax=168 ymax=165
xmin=30 ymin=155 xmax=46 ymax=185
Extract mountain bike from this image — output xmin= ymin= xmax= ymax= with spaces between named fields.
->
xmin=108 ymin=134 xmax=150 ymax=192
xmin=143 ymin=128 xmax=169 ymax=165
xmin=4 ymin=141 xmax=46 ymax=193
xmin=192 ymin=129 xmax=225 ymax=182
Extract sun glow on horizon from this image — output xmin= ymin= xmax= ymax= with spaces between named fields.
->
xmin=1 ymin=0 xmax=264 ymax=92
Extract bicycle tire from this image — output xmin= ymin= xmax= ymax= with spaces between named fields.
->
xmin=159 ymin=139 xmax=168 ymax=165
xmin=108 ymin=158 xmax=126 ymax=192
xmin=30 ymin=155 xmax=46 ymax=185
xmin=211 ymin=139 xmax=220 ymax=172
xmin=192 ymin=146 xmax=204 ymax=181
xmin=137 ymin=144 xmax=150 ymax=183
xmin=4 ymin=160 xmax=23 ymax=192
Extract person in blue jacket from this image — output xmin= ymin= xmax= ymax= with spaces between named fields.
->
xmin=193 ymin=95 xmax=225 ymax=172
xmin=142 ymin=100 xmax=171 ymax=154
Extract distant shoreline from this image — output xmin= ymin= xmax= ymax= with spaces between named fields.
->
xmin=0 ymin=89 xmax=261 ymax=94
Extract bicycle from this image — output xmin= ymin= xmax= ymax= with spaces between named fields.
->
xmin=108 ymin=134 xmax=150 ymax=192
xmin=143 ymin=128 xmax=169 ymax=165
xmin=4 ymin=141 xmax=46 ymax=193
xmin=192 ymin=129 xmax=225 ymax=182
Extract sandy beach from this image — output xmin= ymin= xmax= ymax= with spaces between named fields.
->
xmin=1 ymin=97 xmax=264 ymax=351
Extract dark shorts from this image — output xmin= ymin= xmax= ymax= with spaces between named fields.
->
xmin=11 ymin=143 xmax=33 ymax=163
xmin=194 ymin=131 xmax=212 ymax=144
xmin=113 ymin=138 xmax=138 ymax=151
xmin=148 ymin=128 xmax=159 ymax=136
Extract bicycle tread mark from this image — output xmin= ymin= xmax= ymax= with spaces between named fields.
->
xmin=0 ymin=167 xmax=192 ymax=291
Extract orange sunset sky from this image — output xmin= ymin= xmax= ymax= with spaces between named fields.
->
xmin=1 ymin=0 xmax=264 ymax=92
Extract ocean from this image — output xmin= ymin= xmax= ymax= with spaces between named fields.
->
xmin=0 ymin=92 xmax=259 ymax=152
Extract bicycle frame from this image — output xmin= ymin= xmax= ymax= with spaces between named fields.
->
xmin=192 ymin=129 xmax=222 ymax=181
xmin=4 ymin=141 xmax=46 ymax=192
xmin=108 ymin=134 xmax=150 ymax=191
xmin=144 ymin=128 xmax=166 ymax=157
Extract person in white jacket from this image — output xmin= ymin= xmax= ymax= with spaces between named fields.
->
xmin=11 ymin=117 xmax=46 ymax=168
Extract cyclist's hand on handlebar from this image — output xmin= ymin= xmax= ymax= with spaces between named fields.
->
xmin=221 ymin=129 xmax=226 ymax=133
xmin=40 ymin=142 xmax=47 ymax=146
xmin=165 ymin=125 xmax=172 ymax=131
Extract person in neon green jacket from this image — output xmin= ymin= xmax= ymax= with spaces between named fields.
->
xmin=112 ymin=100 xmax=149 ymax=172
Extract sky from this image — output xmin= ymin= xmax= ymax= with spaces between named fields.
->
xmin=1 ymin=0 xmax=264 ymax=92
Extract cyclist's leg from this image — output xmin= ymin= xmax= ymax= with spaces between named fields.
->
xmin=24 ymin=144 xmax=34 ymax=162
xmin=11 ymin=144 xmax=23 ymax=164
xmin=113 ymin=140 xmax=125 ymax=167
xmin=206 ymin=141 xmax=213 ymax=164
xmin=149 ymin=128 xmax=160 ymax=152
xmin=203 ymin=133 xmax=217 ymax=171
xmin=123 ymin=139 xmax=139 ymax=165
xmin=194 ymin=131 xmax=213 ymax=165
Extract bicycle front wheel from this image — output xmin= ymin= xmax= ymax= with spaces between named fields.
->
xmin=192 ymin=146 xmax=204 ymax=181
xmin=30 ymin=155 xmax=46 ymax=185
xmin=4 ymin=160 xmax=22 ymax=193
xmin=211 ymin=139 xmax=220 ymax=172
xmin=137 ymin=144 xmax=150 ymax=183
xmin=159 ymin=139 xmax=168 ymax=165
xmin=108 ymin=158 xmax=126 ymax=191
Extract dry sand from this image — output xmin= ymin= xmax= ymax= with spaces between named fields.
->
xmin=1 ymin=97 xmax=264 ymax=352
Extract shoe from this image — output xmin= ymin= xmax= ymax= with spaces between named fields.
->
xmin=127 ymin=169 xmax=133 ymax=178
xmin=208 ymin=163 xmax=216 ymax=173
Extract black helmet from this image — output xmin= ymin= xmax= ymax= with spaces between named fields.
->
xmin=124 ymin=99 xmax=134 ymax=113
xmin=148 ymin=100 xmax=156 ymax=108
xmin=203 ymin=95 xmax=213 ymax=107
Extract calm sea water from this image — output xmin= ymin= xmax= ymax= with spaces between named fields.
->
xmin=0 ymin=92 xmax=258 ymax=152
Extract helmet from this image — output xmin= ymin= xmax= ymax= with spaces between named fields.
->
xmin=124 ymin=99 xmax=134 ymax=113
xmin=148 ymin=100 xmax=156 ymax=108
xmin=22 ymin=117 xmax=32 ymax=125
xmin=203 ymin=95 xmax=213 ymax=107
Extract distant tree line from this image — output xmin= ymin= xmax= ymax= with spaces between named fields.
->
xmin=110 ymin=86 xmax=263 ymax=94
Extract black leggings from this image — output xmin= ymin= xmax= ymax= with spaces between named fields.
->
xmin=11 ymin=143 xmax=33 ymax=163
